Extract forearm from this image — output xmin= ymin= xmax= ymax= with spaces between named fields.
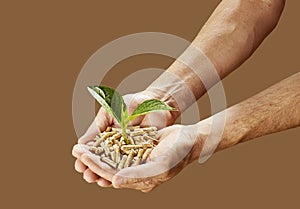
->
xmin=146 ymin=0 xmax=285 ymax=116
xmin=195 ymin=0 xmax=285 ymax=76
xmin=217 ymin=72 xmax=300 ymax=151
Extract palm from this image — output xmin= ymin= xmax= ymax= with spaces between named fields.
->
xmin=72 ymin=92 xmax=176 ymax=186
xmin=111 ymin=125 xmax=200 ymax=192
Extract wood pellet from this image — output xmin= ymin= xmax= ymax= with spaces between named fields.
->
xmin=87 ymin=126 xmax=158 ymax=170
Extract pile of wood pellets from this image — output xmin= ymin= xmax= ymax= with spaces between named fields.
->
xmin=87 ymin=126 xmax=158 ymax=170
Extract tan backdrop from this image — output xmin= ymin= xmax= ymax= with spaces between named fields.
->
xmin=1 ymin=0 xmax=299 ymax=208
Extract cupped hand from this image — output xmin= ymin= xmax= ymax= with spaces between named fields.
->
xmin=111 ymin=122 xmax=210 ymax=192
xmin=72 ymin=90 xmax=177 ymax=187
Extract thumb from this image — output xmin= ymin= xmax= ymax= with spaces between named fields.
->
xmin=78 ymin=121 xmax=99 ymax=144
xmin=112 ymin=161 xmax=168 ymax=190
xmin=78 ymin=108 xmax=112 ymax=144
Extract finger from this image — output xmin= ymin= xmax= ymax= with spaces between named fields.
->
xmin=95 ymin=108 xmax=113 ymax=132
xmin=141 ymin=188 xmax=155 ymax=193
xmin=97 ymin=178 xmax=112 ymax=187
xmin=78 ymin=121 xmax=100 ymax=144
xmin=124 ymin=93 xmax=150 ymax=115
xmin=75 ymin=154 xmax=111 ymax=185
xmin=140 ymin=111 xmax=168 ymax=129
xmin=74 ymin=159 xmax=87 ymax=173
xmin=80 ymin=152 xmax=116 ymax=181
xmin=123 ymin=93 xmax=147 ymax=126
xmin=78 ymin=108 xmax=113 ymax=144
xmin=72 ymin=144 xmax=90 ymax=158
xmin=74 ymin=144 xmax=115 ymax=183
xmin=129 ymin=116 xmax=143 ymax=127
xmin=83 ymin=168 xmax=100 ymax=183
xmin=112 ymin=162 xmax=167 ymax=190
xmin=115 ymin=180 xmax=153 ymax=191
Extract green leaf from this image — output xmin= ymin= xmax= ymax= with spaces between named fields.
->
xmin=87 ymin=86 xmax=127 ymax=124
xmin=129 ymin=99 xmax=176 ymax=121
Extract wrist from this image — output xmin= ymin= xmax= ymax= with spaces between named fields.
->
xmin=189 ymin=121 xmax=212 ymax=162
xmin=212 ymin=107 xmax=250 ymax=152
xmin=145 ymin=62 xmax=204 ymax=115
xmin=189 ymin=110 xmax=245 ymax=163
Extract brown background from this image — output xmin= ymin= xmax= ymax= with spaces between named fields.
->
xmin=1 ymin=0 xmax=299 ymax=208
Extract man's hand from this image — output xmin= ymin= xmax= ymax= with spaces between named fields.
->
xmin=72 ymin=90 xmax=177 ymax=187
xmin=111 ymin=123 xmax=209 ymax=192
xmin=111 ymin=72 xmax=300 ymax=192
xmin=72 ymin=0 xmax=287 ymax=189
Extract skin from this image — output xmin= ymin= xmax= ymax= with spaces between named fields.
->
xmin=72 ymin=0 xmax=286 ymax=188
xmin=146 ymin=0 xmax=286 ymax=112
xmin=112 ymin=73 xmax=300 ymax=192
xmin=72 ymin=92 xmax=175 ymax=186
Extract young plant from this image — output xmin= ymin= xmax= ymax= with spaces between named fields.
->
xmin=87 ymin=86 xmax=176 ymax=143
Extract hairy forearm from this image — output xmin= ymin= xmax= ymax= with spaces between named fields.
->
xmin=146 ymin=0 xmax=285 ymax=116
xmin=217 ymin=72 xmax=300 ymax=151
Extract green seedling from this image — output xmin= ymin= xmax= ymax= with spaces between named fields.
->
xmin=87 ymin=86 xmax=176 ymax=143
